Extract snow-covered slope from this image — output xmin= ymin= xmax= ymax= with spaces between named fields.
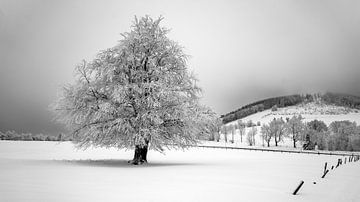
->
xmin=223 ymin=102 xmax=360 ymax=147
xmin=229 ymin=102 xmax=360 ymax=126
xmin=1 ymin=141 xmax=360 ymax=202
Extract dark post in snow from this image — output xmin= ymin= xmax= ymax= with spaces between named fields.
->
xmin=321 ymin=162 xmax=329 ymax=178
xmin=336 ymin=159 xmax=342 ymax=168
xmin=292 ymin=180 xmax=305 ymax=195
xmin=321 ymin=170 xmax=329 ymax=178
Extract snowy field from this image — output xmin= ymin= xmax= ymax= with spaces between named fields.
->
xmin=0 ymin=141 xmax=359 ymax=202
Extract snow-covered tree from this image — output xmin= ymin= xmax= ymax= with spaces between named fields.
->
xmin=52 ymin=16 xmax=217 ymax=165
xmin=285 ymin=115 xmax=305 ymax=148
xmin=237 ymin=120 xmax=245 ymax=142
xmin=229 ymin=124 xmax=236 ymax=143
xmin=269 ymin=118 xmax=286 ymax=147
xmin=246 ymin=120 xmax=254 ymax=127
xmin=247 ymin=126 xmax=257 ymax=146
xmin=221 ymin=125 xmax=229 ymax=143
xmin=213 ymin=119 xmax=222 ymax=142
xmin=308 ymin=119 xmax=328 ymax=133
xmin=260 ymin=124 xmax=271 ymax=147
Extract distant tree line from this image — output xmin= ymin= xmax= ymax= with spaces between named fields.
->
xmin=261 ymin=117 xmax=287 ymax=147
xmin=221 ymin=92 xmax=360 ymax=124
xmin=219 ymin=120 xmax=259 ymax=144
xmin=220 ymin=120 xmax=248 ymax=143
xmin=260 ymin=117 xmax=360 ymax=151
xmin=219 ymin=115 xmax=360 ymax=151
xmin=309 ymin=120 xmax=360 ymax=151
xmin=0 ymin=130 xmax=70 ymax=141
xmin=322 ymin=92 xmax=360 ymax=109
xmin=221 ymin=94 xmax=308 ymax=124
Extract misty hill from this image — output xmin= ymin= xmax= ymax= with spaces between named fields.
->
xmin=218 ymin=93 xmax=360 ymax=150
xmin=221 ymin=92 xmax=360 ymax=124
xmin=233 ymin=101 xmax=360 ymax=128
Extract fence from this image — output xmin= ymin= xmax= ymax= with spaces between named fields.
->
xmin=193 ymin=144 xmax=360 ymax=157
xmin=191 ymin=143 xmax=360 ymax=196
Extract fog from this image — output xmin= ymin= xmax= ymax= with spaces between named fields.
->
xmin=0 ymin=0 xmax=359 ymax=134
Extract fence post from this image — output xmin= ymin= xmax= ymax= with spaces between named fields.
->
xmin=336 ymin=159 xmax=342 ymax=168
xmin=322 ymin=162 xmax=329 ymax=178
xmin=292 ymin=180 xmax=305 ymax=195
xmin=321 ymin=170 xmax=329 ymax=178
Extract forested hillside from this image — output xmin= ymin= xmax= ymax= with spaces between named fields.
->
xmin=221 ymin=93 xmax=360 ymax=124
xmin=322 ymin=92 xmax=360 ymax=109
xmin=221 ymin=94 xmax=309 ymax=124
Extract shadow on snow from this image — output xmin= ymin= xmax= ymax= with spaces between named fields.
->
xmin=58 ymin=159 xmax=204 ymax=168
xmin=10 ymin=159 xmax=204 ymax=168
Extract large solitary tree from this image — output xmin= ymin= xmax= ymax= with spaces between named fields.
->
xmin=52 ymin=16 xmax=216 ymax=165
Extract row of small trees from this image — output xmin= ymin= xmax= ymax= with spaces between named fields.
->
xmin=219 ymin=120 xmax=260 ymax=143
xmin=0 ymin=130 xmax=69 ymax=141
xmin=261 ymin=116 xmax=302 ymax=148
xmin=219 ymin=116 xmax=360 ymax=151
xmin=261 ymin=117 xmax=360 ymax=151
xmin=307 ymin=120 xmax=360 ymax=151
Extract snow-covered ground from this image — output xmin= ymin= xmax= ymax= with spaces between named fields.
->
xmin=1 ymin=141 xmax=359 ymax=202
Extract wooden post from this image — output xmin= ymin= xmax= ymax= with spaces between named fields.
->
xmin=321 ymin=170 xmax=329 ymax=178
xmin=323 ymin=162 xmax=327 ymax=174
xmin=336 ymin=159 xmax=342 ymax=168
xmin=293 ymin=180 xmax=305 ymax=195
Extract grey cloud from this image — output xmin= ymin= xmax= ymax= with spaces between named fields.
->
xmin=0 ymin=0 xmax=359 ymax=134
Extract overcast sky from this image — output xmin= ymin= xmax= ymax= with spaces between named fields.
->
xmin=1 ymin=0 xmax=360 ymax=134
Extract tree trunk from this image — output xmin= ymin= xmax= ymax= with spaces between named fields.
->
xmin=293 ymin=137 xmax=296 ymax=148
xmin=275 ymin=136 xmax=278 ymax=147
xmin=129 ymin=140 xmax=149 ymax=165
xmin=267 ymin=140 xmax=270 ymax=147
